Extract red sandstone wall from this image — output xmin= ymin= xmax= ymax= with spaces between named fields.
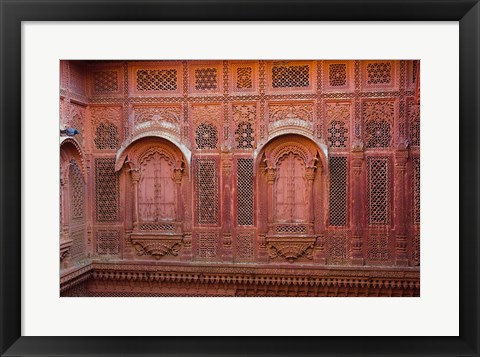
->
xmin=59 ymin=60 xmax=420 ymax=272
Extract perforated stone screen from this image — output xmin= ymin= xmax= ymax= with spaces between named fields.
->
xmin=94 ymin=123 xmax=118 ymax=150
xmin=328 ymin=156 xmax=347 ymax=226
xmin=198 ymin=232 xmax=217 ymax=258
xmin=272 ymin=65 xmax=310 ymax=88
xmin=96 ymin=230 xmax=120 ymax=255
xmin=95 ymin=158 xmax=120 ymax=222
xmin=237 ymin=158 xmax=254 ymax=226
xmin=412 ymin=159 xmax=420 ymax=225
xmin=367 ymin=157 xmax=391 ymax=225
xmin=69 ymin=159 xmax=85 ymax=220
xmin=93 ymin=71 xmax=118 ymax=93
xmin=195 ymin=159 xmax=219 ymax=224
xmin=366 ymin=62 xmax=392 ymax=85
xmin=236 ymin=67 xmax=253 ymax=89
xmin=194 ymin=67 xmax=218 ymax=90
xmin=136 ymin=69 xmax=178 ymax=91
xmin=328 ymin=64 xmax=347 ymax=87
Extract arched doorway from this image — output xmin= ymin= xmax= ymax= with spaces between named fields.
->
xmin=256 ymin=134 xmax=326 ymax=262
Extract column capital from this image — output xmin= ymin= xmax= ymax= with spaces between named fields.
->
xmin=129 ymin=169 xmax=140 ymax=182
xmin=173 ymin=168 xmax=183 ymax=183
xmin=266 ymin=167 xmax=276 ymax=183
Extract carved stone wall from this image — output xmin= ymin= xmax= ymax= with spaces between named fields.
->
xmin=60 ymin=60 xmax=420 ymax=296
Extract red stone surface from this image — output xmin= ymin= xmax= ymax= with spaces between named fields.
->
xmin=60 ymin=60 xmax=420 ymax=297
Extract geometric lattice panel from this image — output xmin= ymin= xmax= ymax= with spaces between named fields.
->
xmin=327 ymin=120 xmax=348 ymax=148
xmin=198 ymin=232 xmax=217 ymax=258
xmin=136 ymin=69 xmax=178 ymax=91
xmin=96 ymin=230 xmax=120 ymax=255
xmin=367 ymin=235 xmax=390 ymax=262
xmin=95 ymin=158 xmax=120 ymax=222
xmin=195 ymin=159 xmax=219 ymax=224
xmin=412 ymin=234 xmax=420 ymax=266
xmin=70 ymin=228 xmax=86 ymax=262
xmin=412 ymin=159 xmax=420 ymax=225
xmin=93 ymin=71 xmax=118 ymax=93
xmin=94 ymin=123 xmax=119 ymax=150
xmin=328 ymin=64 xmax=347 ymax=87
xmin=363 ymin=101 xmax=394 ymax=148
xmin=69 ymin=159 xmax=85 ymax=220
xmin=236 ymin=67 xmax=253 ymax=89
xmin=272 ymin=65 xmax=310 ymax=88
xmin=329 ymin=156 xmax=347 ymax=226
xmin=195 ymin=123 xmax=218 ymax=150
xmin=328 ymin=234 xmax=349 ymax=263
xmin=194 ymin=68 xmax=218 ymax=90
xmin=236 ymin=232 xmax=254 ymax=260
xmin=367 ymin=157 xmax=391 ymax=225
xmin=235 ymin=122 xmax=255 ymax=149
xmin=366 ymin=62 xmax=392 ymax=85
xmin=408 ymin=102 xmax=420 ymax=147
xmin=237 ymin=158 xmax=254 ymax=226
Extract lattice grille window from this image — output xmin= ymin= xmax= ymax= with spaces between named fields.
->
xmin=136 ymin=69 xmax=178 ymax=91
xmin=329 ymin=64 xmax=347 ymax=86
xmin=237 ymin=158 xmax=254 ymax=226
xmin=409 ymin=104 xmax=420 ymax=147
xmin=235 ymin=122 xmax=254 ymax=149
xmin=93 ymin=71 xmax=118 ymax=93
xmin=95 ymin=158 xmax=120 ymax=222
xmin=139 ymin=223 xmax=175 ymax=231
xmin=69 ymin=159 xmax=85 ymax=220
xmin=412 ymin=61 xmax=418 ymax=84
xmin=194 ymin=68 xmax=218 ymax=90
xmin=366 ymin=62 xmax=392 ymax=85
xmin=367 ymin=235 xmax=390 ymax=261
xmin=272 ymin=65 xmax=310 ymax=88
xmin=367 ymin=157 xmax=391 ymax=225
xmin=70 ymin=229 xmax=86 ymax=262
xmin=195 ymin=159 xmax=219 ymax=224
xmin=327 ymin=121 xmax=348 ymax=148
xmin=412 ymin=234 xmax=420 ymax=265
xmin=198 ymin=232 xmax=217 ymax=258
xmin=69 ymin=63 xmax=85 ymax=94
xmin=195 ymin=123 xmax=218 ymax=149
xmin=275 ymin=225 xmax=307 ymax=234
xmin=365 ymin=120 xmax=391 ymax=148
xmin=236 ymin=233 xmax=254 ymax=259
xmin=94 ymin=123 xmax=118 ymax=150
xmin=329 ymin=156 xmax=347 ymax=226
xmin=236 ymin=67 xmax=253 ymax=89
xmin=96 ymin=230 xmax=120 ymax=255
xmin=329 ymin=235 xmax=348 ymax=261
xmin=412 ymin=159 xmax=420 ymax=225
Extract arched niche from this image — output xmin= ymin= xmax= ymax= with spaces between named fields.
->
xmin=59 ymin=138 xmax=87 ymax=266
xmin=118 ymin=137 xmax=189 ymax=260
xmin=255 ymin=134 xmax=327 ymax=263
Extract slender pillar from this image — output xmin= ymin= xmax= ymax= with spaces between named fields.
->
xmin=305 ymin=166 xmax=316 ymax=233
xmin=394 ymin=149 xmax=409 ymax=266
xmin=351 ymin=149 xmax=365 ymax=265
xmin=129 ymin=169 xmax=140 ymax=229
xmin=266 ymin=166 xmax=276 ymax=234
xmin=174 ymin=167 xmax=184 ymax=223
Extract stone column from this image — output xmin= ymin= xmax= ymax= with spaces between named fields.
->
xmin=173 ymin=168 xmax=184 ymax=223
xmin=350 ymin=149 xmax=365 ymax=265
xmin=266 ymin=166 xmax=276 ymax=234
xmin=394 ymin=149 xmax=409 ymax=266
xmin=305 ymin=166 xmax=316 ymax=233
xmin=129 ymin=169 xmax=140 ymax=229
xmin=60 ymin=177 xmax=69 ymax=241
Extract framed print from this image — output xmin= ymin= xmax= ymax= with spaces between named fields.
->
xmin=1 ymin=0 xmax=479 ymax=356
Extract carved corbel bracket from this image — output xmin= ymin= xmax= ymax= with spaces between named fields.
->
xmin=130 ymin=234 xmax=183 ymax=259
xmin=266 ymin=236 xmax=316 ymax=263
xmin=60 ymin=238 xmax=73 ymax=262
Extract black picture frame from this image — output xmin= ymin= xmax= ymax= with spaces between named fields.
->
xmin=1 ymin=1 xmax=478 ymax=356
